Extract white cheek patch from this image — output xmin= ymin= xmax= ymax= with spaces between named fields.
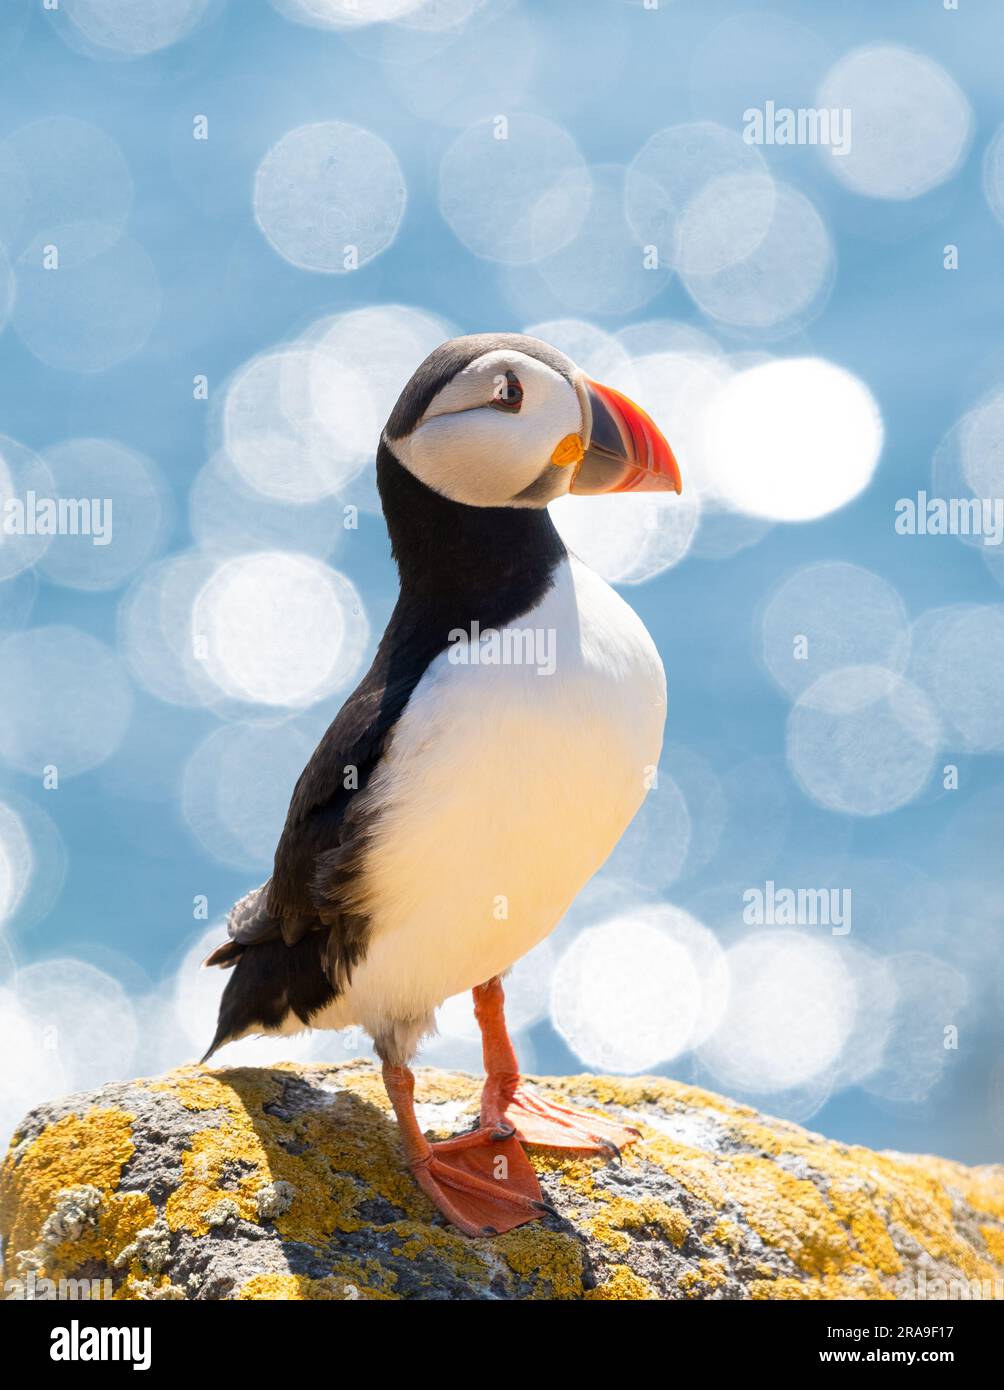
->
xmin=395 ymin=414 xmax=507 ymax=507
xmin=396 ymin=353 xmax=584 ymax=508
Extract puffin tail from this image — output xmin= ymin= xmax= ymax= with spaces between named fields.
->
xmin=200 ymin=1022 xmax=230 ymax=1066
xmin=201 ymin=931 xmax=337 ymax=1066
xmin=203 ymin=938 xmax=244 ymax=970
xmin=201 ymin=882 xmax=283 ymax=1061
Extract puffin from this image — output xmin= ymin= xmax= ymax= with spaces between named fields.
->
xmin=203 ymin=333 xmax=681 ymax=1236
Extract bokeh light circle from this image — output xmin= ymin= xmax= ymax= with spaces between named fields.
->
xmin=270 ymin=0 xmax=427 ymax=29
xmin=0 ymin=986 xmax=68 ymax=1147
xmin=550 ymin=913 xmax=702 ymax=1073
xmin=983 ymin=122 xmax=1004 ymax=230
xmin=531 ymin=165 xmax=671 ymax=317
xmin=961 ymin=386 xmax=1004 ymax=501
xmin=707 ymin=358 xmax=883 ymax=521
xmin=0 ymin=435 xmax=57 ymax=581
xmin=680 ymin=184 xmax=834 ymax=335
xmin=550 ymin=486 xmax=699 ymax=586
xmin=817 ymin=45 xmax=972 ymax=200
xmin=0 ymin=795 xmax=67 ymax=934
xmin=699 ymin=934 xmax=857 ymax=1094
xmin=254 ymin=121 xmax=406 ymax=273
xmin=439 ymin=114 xmax=591 ymax=265
xmin=13 ymin=225 xmax=161 ymax=372
xmin=908 ymin=604 xmax=1004 ymax=753
xmin=118 ymin=551 xmax=224 ymax=709
xmin=385 ymin=7 xmax=536 ymax=128
xmin=37 ymin=438 xmax=169 ymax=591
xmin=0 ymin=117 xmax=132 ymax=255
xmin=762 ymin=562 xmax=910 ymax=703
xmin=61 ymin=0 xmax=213 ymax=55
xmin=625 ymin=121 xmax=773 ymax=272
xmin=863 ymin=952 xmax=968 ymax=1103
xmin=677 ymin=172 xmax=778 ymax=277
xmin=0 ymin=803 xmax=30 ymax=926
xmin=12 ymin=958 xmax=139 ymax=1094
xmin=223 ymin=348 xmax=372 ymax=503
xmin=193 ymin=551 xmax=368 ymax=708
xmin=787 ymin=666 xmax=940 ymax=816
xmin=0 ymin=626 xmax=134 ymax=776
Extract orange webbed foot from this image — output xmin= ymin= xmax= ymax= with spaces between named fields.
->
xmin=410 ymin=1127 xmax=554 ymax=1237
xmin=501 ymin=1084 xmax=641 ymax=1156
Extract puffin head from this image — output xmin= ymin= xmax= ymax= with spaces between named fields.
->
xmin=381 ymin=332 xmax=681 ymax=510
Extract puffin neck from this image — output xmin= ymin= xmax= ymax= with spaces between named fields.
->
xmin=376 ymin=442 xmax=567 ymax=608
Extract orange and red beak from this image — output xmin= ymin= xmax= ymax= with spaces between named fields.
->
xmin=566 ymin=377 xmax=682 ymax=496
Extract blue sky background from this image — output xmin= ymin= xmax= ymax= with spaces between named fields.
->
xmin=1 ymin=0 xmax=1002 ymax=1164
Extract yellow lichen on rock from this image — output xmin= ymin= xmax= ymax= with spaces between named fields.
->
xmin=980 ymin=1224 xmax=1004 ymax=1265
xmin=153 ymin=1063 xmax=426 ymax=1243
xmin=587 ymin=1194 xmax=690 ymax=1255
xmin=679 ymin=1258 xmax=728 ymax=1298
xmin=237 ymin=1272 xmax=398 ymax=1301
xmin=749 ymin=1272 xmax=896 ymax=1301
xmin=706 ymin=1218 xmax=742 ymax=1254
xmin=584 ymin=1266 xmax=660 ymax=1300
xmin=0 ymin=1108 xmax=157 ymax=1282
xmin=3 ymin=1062 xmax=1002 ymax=1301
xmin=724 ymin=1157 xmax=853 ymax=1276
xmin=495 ymin=1225 xmax=586 ymax=1299
xmin=1 ymin=1108 xmax=134 ymax=1248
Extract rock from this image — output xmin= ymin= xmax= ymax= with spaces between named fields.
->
xmin=2 ymin=1061 xmax=1002 ymax=1301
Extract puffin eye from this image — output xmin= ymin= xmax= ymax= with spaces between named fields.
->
xmin=490 ymin=370 xmax=523 ymax=413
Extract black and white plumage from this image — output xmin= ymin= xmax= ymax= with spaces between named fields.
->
xmin=203 ymin=333 xmax=681 ymax=1235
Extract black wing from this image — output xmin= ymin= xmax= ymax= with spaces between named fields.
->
xmin=264 ymin=608 xmax=442 ymax=986
xmin=201 ymin=595 xmax=449 ymax=1057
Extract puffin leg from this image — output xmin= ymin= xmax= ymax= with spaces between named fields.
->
xmin=474 ymin=976 xmax=641 ymax=1156
xmin=381 ymin=1061 xmax=548 ymax=1237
